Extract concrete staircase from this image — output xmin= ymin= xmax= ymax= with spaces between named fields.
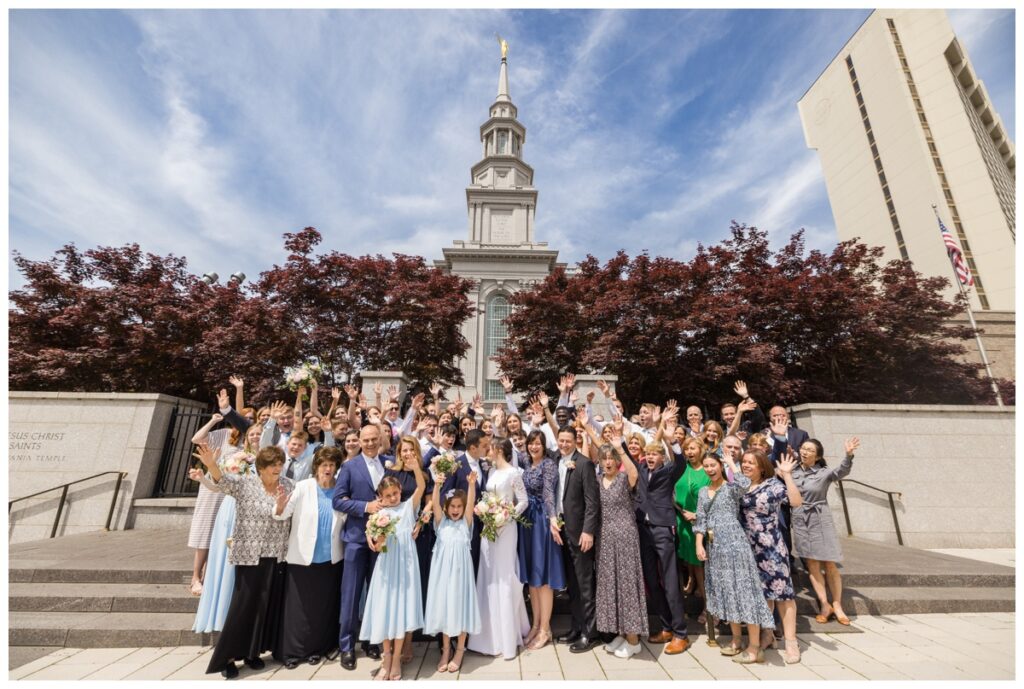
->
xmin=8 ymin=529 xmax=1014 ymax=651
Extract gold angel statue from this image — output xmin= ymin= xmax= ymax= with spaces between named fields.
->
xmin=496 ymin=33 xmax=508 ymax=59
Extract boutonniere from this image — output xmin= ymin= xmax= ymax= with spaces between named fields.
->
xmin=480 ymin=459 xmax=491 ymax=472
xmin=565 ymin=460 xmax=576 ymax=471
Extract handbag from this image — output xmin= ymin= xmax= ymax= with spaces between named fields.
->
xmin=704 ymin=488 xmax=722 ymax=546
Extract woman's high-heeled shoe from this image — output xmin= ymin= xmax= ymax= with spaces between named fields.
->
xmin=834 ymin=607 xmax=851 ymax=626
xmin=814 ymin=604 xmax=834 ymax=624
xmin=783 ymin=639 xmax=801 ymax=664
xmin=437 ymin=644 xmax=450 ymax=673
xmin=527 ymin=628 xmax=551 ymax=650
xmin=524 ymin=625 xmax=540 ymax=647
xmin=732 ymin=649 xmax=765 ymax=664
xmin=759 ymin=628 xmax=776 ymax=650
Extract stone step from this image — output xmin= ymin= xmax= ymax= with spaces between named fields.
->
xmin=792 ymin=586 xmax=1016 ymax=615
xmin=9 ymin=583 xmax=198 ymax=613
xmin=10 ymin=568 xmax=191 ymax=585
xmin=792 ymin=569 xmax=1015 ymax=589
xmin=8 ymin=612 xmax=218 ymax=649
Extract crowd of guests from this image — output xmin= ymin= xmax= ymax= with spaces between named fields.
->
xmin=186 ymin=375 xmax=859 ymax=679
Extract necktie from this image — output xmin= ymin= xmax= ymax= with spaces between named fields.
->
xmin=285 ymin=459 xmax=295 ymax=480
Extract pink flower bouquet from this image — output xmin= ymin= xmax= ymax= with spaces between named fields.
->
xmin=365 ymin=511 xmax=399 ymax=553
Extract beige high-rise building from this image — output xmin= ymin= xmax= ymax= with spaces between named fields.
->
xmin=799 ymin=9 xmax=1015 ymax=315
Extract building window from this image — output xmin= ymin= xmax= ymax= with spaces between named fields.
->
xmin=485 ymin=380 xmax=505 ymax=401
xmin=485 ymin=294 xmax=511 ymax=359
xmin=497 ymin=131 xmax=508 ymax=154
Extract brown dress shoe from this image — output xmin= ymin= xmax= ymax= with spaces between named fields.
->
xmin=664 ymin=637 xmax=691 ymax=655
xmin=647 ymin=630 xmax=673 ymax=644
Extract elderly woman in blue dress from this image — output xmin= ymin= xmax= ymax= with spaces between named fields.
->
xmin=739 ymin=448 xmax=803 ymax=664
xmin=694 ymin=452 xmax=775 ymax=665
xmin=785 ymin=437 xmax=860 ymax=626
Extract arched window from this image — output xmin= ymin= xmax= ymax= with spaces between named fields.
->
xmin=485 ymin=294 xmax=510 ymax=358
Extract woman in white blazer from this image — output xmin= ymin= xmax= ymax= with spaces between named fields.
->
xmin=273 ymin=446 xmax=347 ymax=669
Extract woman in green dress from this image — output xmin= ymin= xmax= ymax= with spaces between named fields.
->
xmin=674 ymin=436 xmax=711 ymax=622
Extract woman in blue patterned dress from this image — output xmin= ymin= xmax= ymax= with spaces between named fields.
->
xmin=517 ymin=429 xmax=565 ymax=650
xmin=739 ymin=448 xmax=803 ymax=664
xmin=694 ymin=453 xmax=774 ymax=665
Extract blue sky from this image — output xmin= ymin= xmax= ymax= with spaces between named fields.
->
xmin=8 ymin=9 xmax=1015 ymax=288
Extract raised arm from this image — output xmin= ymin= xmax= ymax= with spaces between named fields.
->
xmin=228 ymin=376 xmax=245 ymax=414
xmin=309 ymin=379 xmax=321 ymax=417
xmin=500 ymin=376 xmax=520 ymax=416
xmin=294 ymin=386 xmax=305 ymax=428
xmin=407 ymin=454 xmax=423 ymax=513
xmin=776 ymin=451 xmax=803 ymax=509
xmin=464 ymin=470 xmax=477 ymax=527
xmin=431 ymin=477 xmax=444 ymax=527
xmin=537 ymin=391 xmax=559 ymax=433
xmin=191 ymin=412 xmax=224 ymax=445
xmin=829 ymin=437 xmax=859 ymax=482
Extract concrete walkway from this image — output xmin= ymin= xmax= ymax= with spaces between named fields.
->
xmin=10 ymin=612 xmax=1014 ymax=681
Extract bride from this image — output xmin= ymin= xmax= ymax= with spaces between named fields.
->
xmin=467 ymin=438 xmax=530 ymax=659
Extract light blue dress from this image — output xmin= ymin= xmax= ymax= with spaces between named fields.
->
xmin=192 ymin=495 xmax=236 ymax=633
xmin=359 ymin=499 xmax=423 ymax=643
xmin=423 ymin=517 xmax=480 ymax=637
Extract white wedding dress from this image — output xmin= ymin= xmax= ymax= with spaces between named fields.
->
xmin=467 ymin=465 xmax=531 ymax=659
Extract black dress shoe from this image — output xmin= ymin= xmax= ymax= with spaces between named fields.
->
xmin=570 ymin=635 xmax=600 ymax=653
xmin=307 ymin=655 xmax=322 ymax=665
xmin=283 ymin=659 xmax=300 ymax=670
xmin=556 ymin=630 xmax=581 ymax=644
xmin=243 ymin=657 xmax=265 ymax=670
xmin=340 ymin=651 xmax=357 ymax=670
xmin=365 ymin=644 xmax=382 ymax=660
xmin=221 ymin=662 xmax=239 ymax=680
xmin=325 ymin=647 xmax=341 ymax=661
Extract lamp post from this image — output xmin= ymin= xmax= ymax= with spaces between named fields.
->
xmin=201 ymin=271 xmax=246 ymax=286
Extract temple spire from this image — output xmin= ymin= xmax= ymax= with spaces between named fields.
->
xmin=495 ymin=35 xmax=511 ymax=103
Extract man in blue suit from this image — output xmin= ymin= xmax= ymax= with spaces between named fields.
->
xmin=332 ymin=423 xmax=393 ymax=671
xmin=439 ymin=429 xmax=490 ymax=573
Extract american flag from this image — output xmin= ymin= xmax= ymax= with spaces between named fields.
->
xmin=938 ymin=216 xmax=974 ymax=286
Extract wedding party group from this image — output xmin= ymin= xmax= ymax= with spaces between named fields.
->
xmin=185 ymin=374 xmax=860 ymax=680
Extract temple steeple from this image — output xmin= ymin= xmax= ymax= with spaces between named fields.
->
xmin=464 ymin=46 xmax=538 ymax=246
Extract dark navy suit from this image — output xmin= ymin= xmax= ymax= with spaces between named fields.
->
xmin=332 ymin=453 xmax=392 ymax=653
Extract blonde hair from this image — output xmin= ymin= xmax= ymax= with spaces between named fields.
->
xmin=747 ymin=433 xmax=770 ymax=451
xmin=681 ymin=436 xmax=705 ymax=457
xmin=396 ymin=436 xmax=423 ymax=471
xmin=643 ymin=442 xmax=666 ymax=455
xmin=701 ymin=420 xmax=724 ymax=452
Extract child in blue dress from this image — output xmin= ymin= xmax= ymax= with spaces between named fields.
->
xmin=424 ymin=470 xmax=481 ymax=673
xmin=359 ymin=458 xmax=426 ymax=681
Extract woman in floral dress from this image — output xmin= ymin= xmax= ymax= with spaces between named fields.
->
xmin=739 ymin=448 xmax=803 ymax=664
xmin=694 ymin=453 xmax=774 ymax=665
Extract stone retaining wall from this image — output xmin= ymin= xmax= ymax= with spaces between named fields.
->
xmin=790 ymin=403 xmax=1014 ymax=549
xmin=8 ymin=392 xmax=206 ymax=544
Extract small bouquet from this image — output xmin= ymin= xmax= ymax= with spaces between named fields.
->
xmin=218 ymin=450 xmax=255 ymax=476
xmin=474 ymin=491 xmax=530 ymax=542
xmin=431 ymin=452 xmax=458 ymax=480
xmin=366 ymin=511 xmax=399 ymax=553
xmin=284 ymin=361 xmax=323 ymax=394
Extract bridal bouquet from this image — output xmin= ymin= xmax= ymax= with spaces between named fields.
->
xmin=474 ymin=491 xmax=530 ymax=542
xmin=431 ymin=452 xmax=458 ymax=480
xmin=283 ymin=361 xmax=322 ymax=393
xmin=366 ymin=511 xmax=399 ymax=553
xmin=218 ymin=450 xmax=254 ymax=476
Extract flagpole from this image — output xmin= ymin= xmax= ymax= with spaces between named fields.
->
xmin=931 ymin=204 xmax=1004 ymax=408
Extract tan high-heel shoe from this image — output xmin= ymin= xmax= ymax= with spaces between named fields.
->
xmin=527 ymin=628 xmax=551 ymax=650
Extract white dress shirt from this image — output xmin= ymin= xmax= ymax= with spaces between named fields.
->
xmin=364 ymin=454 xmax=385 ymax=489
xmin=556 ymin=453 xmax=574 ymax=516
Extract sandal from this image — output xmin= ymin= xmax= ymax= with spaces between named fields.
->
xmin=814 ymin=604 xmax=833 ymax=624
xmin=446 ymin=646 xmax=465 ymax=673
xmin=720 ymin=643 xmax=743 ymax=657
xmin=189 ymin=579 xmax=203 ymax=596
xmin=834 ymin=607 xmax=851 ymax=625
xmin=524 ymin=624 xmax=540 ymax=647
xmin=732 ymin=649 xmax=765 ymax=664
xmin=759 ymin=628 xmax=776 ymax=650
xmin=437 ymin=644 xmax=451 ymax=672
xmin=527 ymin=628 xmax=551 ymax=650
xmin=373 ymin=653 xmax=391 ymax=681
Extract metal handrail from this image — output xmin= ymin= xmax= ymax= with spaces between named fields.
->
xmin=836 ymin=478 xmax=904 ymax=546
xmin=9 ymin=471 xmax=127 ymax=538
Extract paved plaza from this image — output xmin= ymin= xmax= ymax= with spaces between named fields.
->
xmin=9 ymin=611 xmax=1015 ymax=681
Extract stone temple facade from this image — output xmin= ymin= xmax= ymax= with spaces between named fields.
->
xmin=434 ymin=52 xmax=564 ymax=402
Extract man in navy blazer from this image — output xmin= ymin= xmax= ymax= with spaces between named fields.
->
xmin=439 ymin=429 xmax=491 ymax=572
xmin=332 ymin=423 xmax=393 ymax=671
xmin=766 ymin=406 xmax=809 ymax=458
xmin=634 ymin=441 xmax=690 ymax=654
